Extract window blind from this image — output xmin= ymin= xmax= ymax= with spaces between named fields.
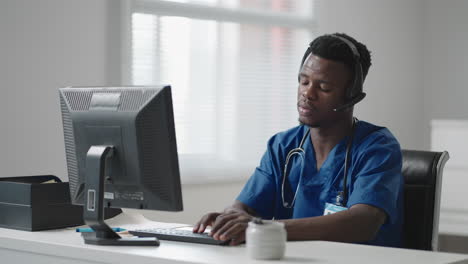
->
xmin=126 ymin=0 xmax=315 ymax=183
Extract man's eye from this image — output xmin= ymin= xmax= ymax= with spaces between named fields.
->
xmin=318 ymin=82 xmax=331 ymax=91
xmin=300 ymin=81 xmax=309 ymax=86
xmin=320 ymin=86 xmax=331 ymax=92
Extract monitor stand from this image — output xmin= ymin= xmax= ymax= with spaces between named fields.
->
xmin=81 ymin=145 xmax=159 ymax=246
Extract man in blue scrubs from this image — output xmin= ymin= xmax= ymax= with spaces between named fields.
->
xmin=193 ymin=33 xmax=403 ymax=247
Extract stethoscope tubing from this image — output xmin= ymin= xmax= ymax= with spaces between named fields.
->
xmin=281 ymin=119 xmax=357 ymax=208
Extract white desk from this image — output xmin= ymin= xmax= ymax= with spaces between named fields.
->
xmin=1 ymin=213 xmax=468 ymax=264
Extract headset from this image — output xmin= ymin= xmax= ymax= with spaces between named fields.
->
xmin=298 ymin=34 xmax=366 ymax=112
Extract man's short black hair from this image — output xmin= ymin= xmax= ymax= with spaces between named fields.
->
xmin=308 ymin=33 xmax=372 ymax=81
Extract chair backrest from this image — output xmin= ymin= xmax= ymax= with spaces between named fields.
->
xmin=402 ymin=149 xmax=449 ymax=251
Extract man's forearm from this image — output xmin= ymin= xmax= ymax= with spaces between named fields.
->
xmin=223 ymin=200 xmax=258 ymax=217
xmin=280 ymin=204 xmax=386 ymax=243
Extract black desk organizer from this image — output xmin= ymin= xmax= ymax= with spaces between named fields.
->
xmin=0 ymin=175 xmax=121 ymax=231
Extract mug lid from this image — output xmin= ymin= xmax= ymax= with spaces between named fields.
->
xmin=248 ymin=220 xmax=285 ymax=229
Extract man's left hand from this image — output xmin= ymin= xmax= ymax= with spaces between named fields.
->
xmin=209 ymin=211 xmax=253 ymax=246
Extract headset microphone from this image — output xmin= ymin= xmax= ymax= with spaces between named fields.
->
xmin=333 ymin=92 xmax=366 ymax=112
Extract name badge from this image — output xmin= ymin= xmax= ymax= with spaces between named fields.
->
xmin=323 ymin=202 xmax=347 ymax=215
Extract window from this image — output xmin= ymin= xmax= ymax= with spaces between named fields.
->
xmin=124 ymin=0 xmax=315 ymax=183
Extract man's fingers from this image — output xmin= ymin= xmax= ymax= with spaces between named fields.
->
xmin=212 ymin=218 xmax=237 ymax=240
xmin=229 ymin=235 xmax=245 ymax=246
xmin=220 ymin=222 xmax=247 ymax=242
xmin=193 ymin=213 xmax=220 ymax=233
xmin=199 ymin=213 xmax=220 ymax=232
xmin=196 ymin=224 xmax=205 ymax=233
xmin=209 ymin=213 xmax=238 ymax=236
xmin=193 ymin=219 xmax=202 ymax=232
xmin=213 ymin=215 xmax=250 ymax=241
xmin=195 ymin=210 xmax=252 ymax=242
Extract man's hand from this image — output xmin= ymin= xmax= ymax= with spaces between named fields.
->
xmin=210 ymin=211 xmax=253 ymax=245
xmin=193 ymin=212 xmax=220 ymax=234
xmin=193 ymin=210 xmax=253 ymax=245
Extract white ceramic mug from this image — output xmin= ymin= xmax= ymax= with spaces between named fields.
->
xmin=246 ymin=219 xmax=286 ymax=260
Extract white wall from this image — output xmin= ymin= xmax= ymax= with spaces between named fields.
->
xmin=315 ymin=0 xmax=425 ymax=150
xmin=423 ymin=0 xmax=468 ymax=147
xmin=2 ymin=0 xmax=463 ymax=225
xmin=0 ymin=0 xmax=109 ymax=178
xmin=423 ymin=0 xmax=468 ymax=237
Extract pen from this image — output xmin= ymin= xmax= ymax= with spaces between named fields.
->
xmin=76 ymin=227 xmax=126 ymax=232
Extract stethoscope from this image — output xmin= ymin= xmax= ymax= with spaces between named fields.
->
xmin=281 ymin=118 xmax=357 ymax=208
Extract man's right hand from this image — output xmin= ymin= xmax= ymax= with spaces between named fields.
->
xmin=193 ymin=201 xmax=258 ymax=245
xmin=193 ymin=207 xmax=255 ymax=245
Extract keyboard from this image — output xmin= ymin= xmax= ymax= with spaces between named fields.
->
xmin=129 ymin=228 xmax=229 ymax=245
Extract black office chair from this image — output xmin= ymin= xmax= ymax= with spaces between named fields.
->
xmin=402 ymin=149 xmax=449 ymax=251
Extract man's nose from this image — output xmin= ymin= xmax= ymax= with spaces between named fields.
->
xmin=302 ymin=83 xmax=318 ymax=101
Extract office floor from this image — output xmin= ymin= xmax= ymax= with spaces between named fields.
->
xmin=439 ymin=234 xmax=468 ymax=254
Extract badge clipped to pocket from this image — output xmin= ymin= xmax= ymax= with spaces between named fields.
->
xmin=323 ymin=202 xmax=347 ymax=215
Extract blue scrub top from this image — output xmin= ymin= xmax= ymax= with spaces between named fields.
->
xmin=237 ymin=120 xmax=404 ymax=247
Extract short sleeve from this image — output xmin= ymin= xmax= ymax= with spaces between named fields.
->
xmin=346 ymin=132 xmax=403 ymax=225
xmin=236 ymin=138 xmax=278 ymax=219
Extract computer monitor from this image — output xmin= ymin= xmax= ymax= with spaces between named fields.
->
xmin=59 ymin=85 xmax=183 ymax=246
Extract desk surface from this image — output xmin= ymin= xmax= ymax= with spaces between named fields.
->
xmin=1 ymin=213 xmax=468 ymax=264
